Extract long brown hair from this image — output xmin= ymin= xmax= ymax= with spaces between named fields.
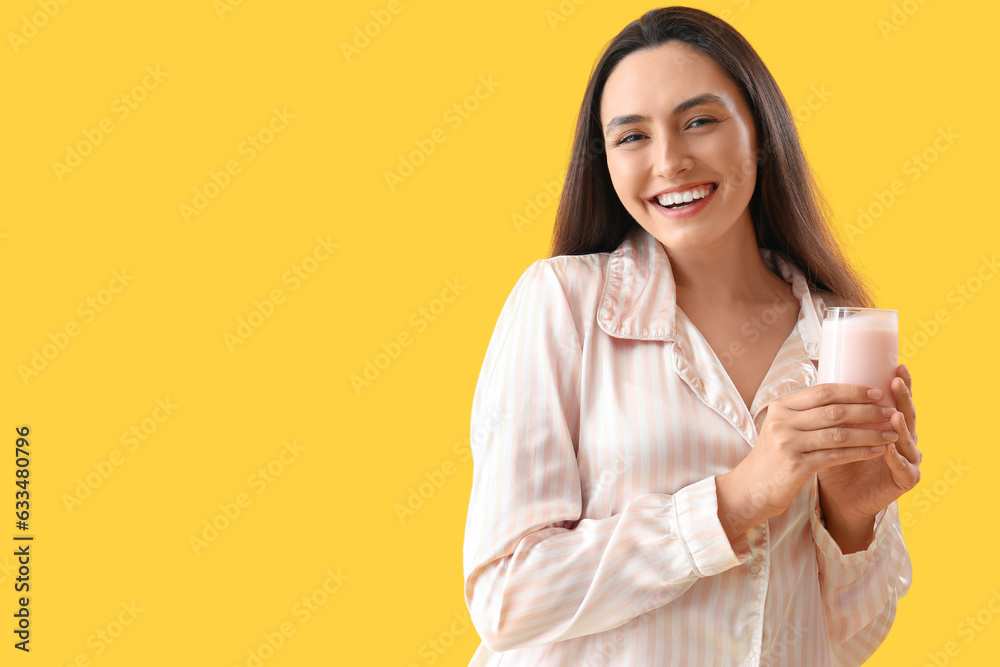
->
xmin=549 ymin=6 xmax=874 ymax=307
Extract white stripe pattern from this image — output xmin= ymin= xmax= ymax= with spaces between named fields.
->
xmin=463 ymin=226 xmax=911 ymax=666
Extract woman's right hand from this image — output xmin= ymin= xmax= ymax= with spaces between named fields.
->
xmin=716 ymin=383 xmax=897 ymax=543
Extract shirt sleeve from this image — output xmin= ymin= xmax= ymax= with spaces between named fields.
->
xmin=808 ymin=477 xmax=912 ymax=667
xmin=462 ymin=260 xmax=745 ymax=653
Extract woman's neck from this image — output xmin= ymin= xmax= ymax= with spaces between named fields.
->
xmin=666 ymin=220 xmax=788 ymax=307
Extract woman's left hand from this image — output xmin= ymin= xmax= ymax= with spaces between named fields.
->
xmin=816 ymin=365 xmax=922 ymax=550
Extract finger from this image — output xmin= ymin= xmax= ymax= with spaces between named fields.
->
xmin=892 ymin=375 xmax=917 ymax=437
xmin=802 ymin=443 xmax=889 ymax=471
xmin=786 ymin=383 xmax=885 ymax=411
xmin=898 ymin=364 xmax=913 ymax=397
xmin=884 ymin=443 xmax=920 ymax=490
xmin=795 ymin=402 xmax=896 ymax=430
xmin=801 ymin=423 xmax=898 ymax=452
xmin=890 ymin=410 xmax=921 ymax=465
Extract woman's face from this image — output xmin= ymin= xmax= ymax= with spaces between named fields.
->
xmin=600 ymin=41 xmax=759 ymax=252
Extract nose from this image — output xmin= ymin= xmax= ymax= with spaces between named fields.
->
xmin=653 ymin=133 xmax=694 ymax=177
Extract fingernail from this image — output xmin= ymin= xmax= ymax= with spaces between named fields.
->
xmin=882 ymin=431 xmax=898 ymax=440
xmin=868 ymin=389 xmax=883 ymax=399
xmin=881 ymin=407 xmax=896 ymax=417
xmin=871 ymin=445 xmax=887 ymax=453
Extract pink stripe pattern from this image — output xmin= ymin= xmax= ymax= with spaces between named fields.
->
xmin=463 ymin=226 xmax=911 ymax=666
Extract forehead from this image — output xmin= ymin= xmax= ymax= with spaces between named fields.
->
xmin=600 ymin=41 xmax=742 ymax=119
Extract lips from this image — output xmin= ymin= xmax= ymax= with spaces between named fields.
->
xmin=650 ymin=183 xmax=718 ymax=209
xmin=648 ymin=182 xmax=718 ymax=218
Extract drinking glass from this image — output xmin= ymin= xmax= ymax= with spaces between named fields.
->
xmin=817 ymin=307 xmax=898 ymax=414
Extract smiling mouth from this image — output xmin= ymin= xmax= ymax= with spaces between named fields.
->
xmin=652 ymin=183 xmax=718 ymax=209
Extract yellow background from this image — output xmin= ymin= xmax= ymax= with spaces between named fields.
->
xmin=1 ymin=0 xmax=995 ymax=664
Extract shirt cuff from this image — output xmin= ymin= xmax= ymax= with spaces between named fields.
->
xmin=673 ymin=476 xmax=743 ymax=577
xmin=810 ymin=481 xmax=897 ymax=566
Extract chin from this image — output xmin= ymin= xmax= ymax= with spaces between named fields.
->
xmin=637 ymin=223 xmax=725 ymax=253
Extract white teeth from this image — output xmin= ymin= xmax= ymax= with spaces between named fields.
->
xmin=656 ymin=184 xmax=714 ymax=207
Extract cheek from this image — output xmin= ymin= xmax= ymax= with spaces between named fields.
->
xmin=726 ymin=130 xmax=759 ymax=182
xmin=705 ymin=139 xmax=756 ymax=191
xmin=732 ymin=152 xmax=758 ymax=193
xmin=606 ymin=154 xmax=643 ymax=199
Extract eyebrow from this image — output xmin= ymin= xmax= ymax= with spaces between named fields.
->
xmin=603 ymin=93 xmax=727 ymax=136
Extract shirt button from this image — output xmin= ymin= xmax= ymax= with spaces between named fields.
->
xmin=749 ymin=560 xmax=761 ymax=574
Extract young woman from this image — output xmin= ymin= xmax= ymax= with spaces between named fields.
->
xmin=463 ymin=7 xmax=920 ymax=666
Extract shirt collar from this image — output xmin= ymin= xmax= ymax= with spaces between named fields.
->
xmin=596 ymin=225 xmax=825 ymax=360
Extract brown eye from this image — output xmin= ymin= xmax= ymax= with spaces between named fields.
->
xmin=614 ymin=132 xmax=644 ymax=146
xmin=689 ymin=117 xmax=718 ymax=129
